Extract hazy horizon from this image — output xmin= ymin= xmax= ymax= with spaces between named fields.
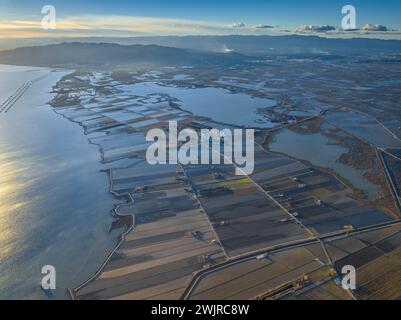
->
xmin=1 ymin=0 xmax=401 ymax=45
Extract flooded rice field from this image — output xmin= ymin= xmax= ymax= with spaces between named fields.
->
xmin=323 ymin=109 xmax=401 ymax=149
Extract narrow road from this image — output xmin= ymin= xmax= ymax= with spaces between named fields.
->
xmin=377 ymin=149 xmax=401 ymax=212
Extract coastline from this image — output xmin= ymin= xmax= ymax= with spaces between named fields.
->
xmin=0 ymin=65 xmax=118 ymax=299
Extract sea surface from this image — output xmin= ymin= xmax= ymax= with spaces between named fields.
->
xmin=0 ymin=65 xmax=118 ymax=299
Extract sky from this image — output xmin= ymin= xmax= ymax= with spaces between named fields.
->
xmin=0 ymin=0 xmax=400 ymax=40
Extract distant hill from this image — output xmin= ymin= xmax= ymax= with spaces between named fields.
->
xmin=2 ymin=35 xmax=401 ymax=56
xmin=124 ymin=35 xmax=401 ymax=55
xmin=0 ymin=42 xmax=247 ymax=67
xmin=145 ymin=35 xmax=401 ymax=55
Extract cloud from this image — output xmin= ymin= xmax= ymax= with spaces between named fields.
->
xmin=296 ymin=25 xmax=336 ymax=33
xmin=0 ymin=15 xmax=285 ymax=40
xmin=361 ymin=23 xmax=388 ymax=32
xmin=0 ymin=15 xmax=398 ymax=41
xmin=254 ymin=24 xmax=274 ymax=29
xmin=0 ymin=15 xmax=241 ymax=39
xmin=339 ymin=23 xmax=393 ymax=34
xmin=341 ymin=28 xmax=360 ymax=32
xmin=227 ymin=22 xmax=246 ymax=28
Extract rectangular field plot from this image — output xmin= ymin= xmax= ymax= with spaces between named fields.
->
xmin=183 ymin=163 xmax=310 ymax=257
xmin=189 ymin=244 xmax=335 ymax=300
xmin=327 ymin=225 xmax=401 ymax=300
